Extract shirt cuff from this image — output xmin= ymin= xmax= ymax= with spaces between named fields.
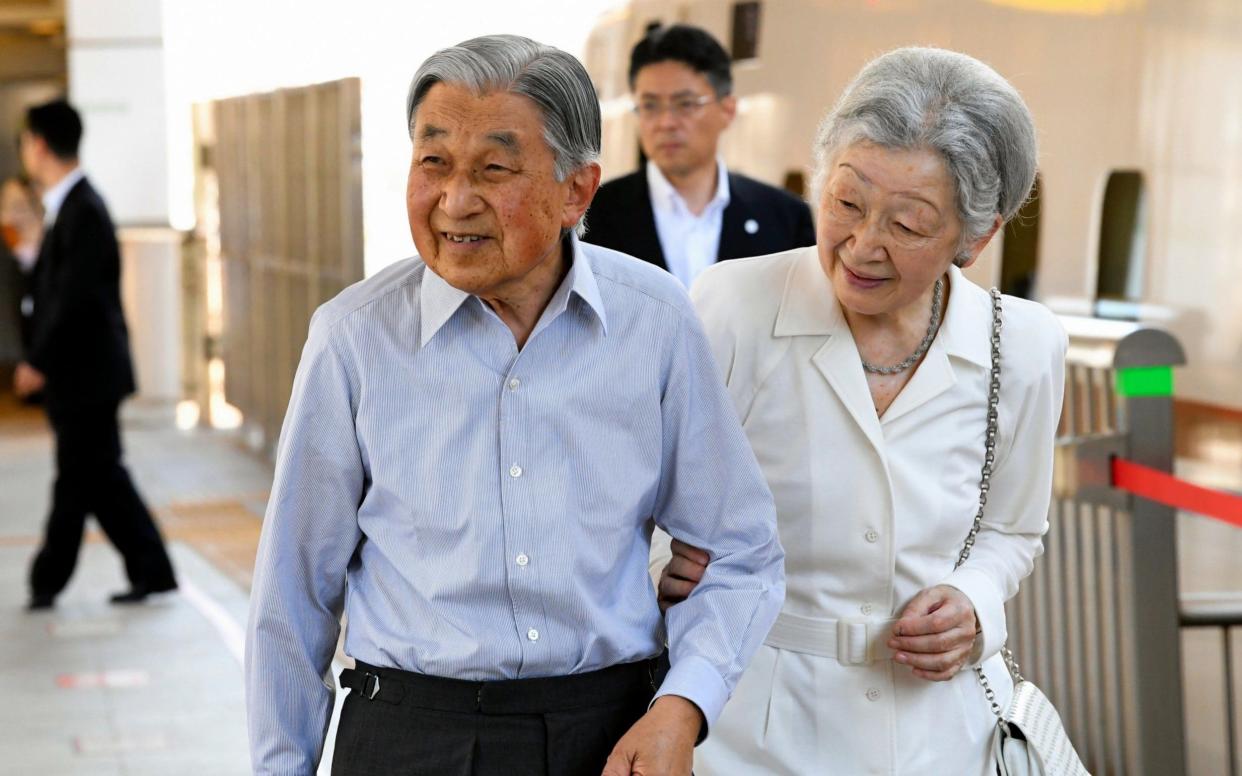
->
xmin=651 ymin=653 xmax=729 ymax=742
xmin=941 ymin=565 xmax=1006 ymax=665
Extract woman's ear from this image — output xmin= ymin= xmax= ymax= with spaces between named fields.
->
xmin=955 ymin=214 xmax=1003 ymax=269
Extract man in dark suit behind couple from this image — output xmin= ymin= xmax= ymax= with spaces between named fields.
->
xmin=583 ymin=24 xmax=815 ymax=286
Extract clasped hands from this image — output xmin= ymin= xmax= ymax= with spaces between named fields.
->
xmin=658 ymin=539 xmax=979 ymax=682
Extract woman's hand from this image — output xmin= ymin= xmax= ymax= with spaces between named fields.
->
xmin=888 ymin=585 xmax=979 ymax=681
xmin=656 ymin=539 xmax=709 ymax=613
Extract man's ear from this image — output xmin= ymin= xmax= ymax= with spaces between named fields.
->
xmin=562 ymin=162 xmax=602 ymax=230
xmin=719 ymin=94 xmax=738 ymax=128
xmin=956 ymin=214 xmax=1003 ymax=269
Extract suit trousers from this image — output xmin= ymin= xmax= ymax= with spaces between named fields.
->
xmin=331 ymin=655 xmax=666 ymax=776
xmin=29 ymin=401 xmax=176 ymax=598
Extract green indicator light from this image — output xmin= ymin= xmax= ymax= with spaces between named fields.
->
xmin=1115 ymin=366 xmax=1174 ymax=397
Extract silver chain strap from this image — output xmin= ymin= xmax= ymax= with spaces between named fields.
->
xmin=954 ymin=287 xmax=1025 ymax=722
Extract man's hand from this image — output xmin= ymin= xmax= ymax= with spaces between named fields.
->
xmin=601 ymin=695 xmax=701 ymax=776
xmin=888 ymin=584 xmax=979 ymax=681
xmin=656 ymin=539 xmax=709 ymax=613
xmin=13 ymin=362 xmax=45 ymax=398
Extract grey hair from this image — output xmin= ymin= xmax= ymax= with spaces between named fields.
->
xmin=406 ymin=35 xmax=601 ymax=236
xmin=812 ymin=47 xmax=1037 ymax=265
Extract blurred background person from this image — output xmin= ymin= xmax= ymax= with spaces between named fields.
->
xmin=18 ymin=98 xmax=176 ymax=611
xmin=583 ymin=23 xmax=814 ymax=287
xmin=1 ymin=174 xmax=45 ymax=388
xmin=653 ymin=47 xmax=1066 ymax=775
xmin=0 ymin=173 xmax=43 ymax=270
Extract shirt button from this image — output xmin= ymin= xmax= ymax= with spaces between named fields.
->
xmin=508 ymin=378 xmax=521 ymax=391
xmin=527 ymin=628 xmax=540 ymax=642
xmin=865 ymin=529 xmax=879 ymax=543
xmin=516 ymin=553 xmax=529 ymax=567
xmin=860 ymin=603 xmax=874 ymax=616
xmin=866 ymin=688 xmax=881 ymax=701
xmin=509 ymin=464 xmax=523 ymax=478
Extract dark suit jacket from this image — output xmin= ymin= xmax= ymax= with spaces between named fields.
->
xmin=27 ymin=176 xmax=136 ymax=410
xmin=582 ymin=169 xmax=816 ymax=272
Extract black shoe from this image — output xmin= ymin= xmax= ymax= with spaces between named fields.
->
xmin=110 ymin=582 xmax=178 ymax=605
xmin=26 ymin=594 xmax=55 ymax=611
xmin=109 ymin=588 xmax=151 ymax=604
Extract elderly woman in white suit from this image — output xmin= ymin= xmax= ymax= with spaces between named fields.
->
xmin=653 ymin=47 xmax=1068 ymax=774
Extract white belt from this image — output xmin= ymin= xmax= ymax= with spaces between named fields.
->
xmin=763 ymin=611 xmax=898 ymax=666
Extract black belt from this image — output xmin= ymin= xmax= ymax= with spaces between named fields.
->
xmin=340 ymin=651 xmax=668 ymax=715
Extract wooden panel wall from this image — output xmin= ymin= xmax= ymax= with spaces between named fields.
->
xmin=210 ymin=78 xmax=363 ymax=456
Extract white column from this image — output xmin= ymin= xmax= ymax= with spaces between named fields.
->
xmin=66 ymin=0 xmax=169 ymax=226
xmin=67 ymin=0 xmax=181 ymax=401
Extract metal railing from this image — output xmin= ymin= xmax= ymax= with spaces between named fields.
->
xmin=1180 ymin=594 xmax=1242 ymax=776
xmin=1005 ymin=315 xmax=1187 ymax=776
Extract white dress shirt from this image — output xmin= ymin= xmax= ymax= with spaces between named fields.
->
xmin=655 ymin=247 xmax=1068 ymax=775
xmin=41 ymin=167 xmax=84 ymax=226
xmin=647 ymin=158 xmax=730 ymax=288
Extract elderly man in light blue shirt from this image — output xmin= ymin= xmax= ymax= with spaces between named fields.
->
xmin=245 ymin=34 xmax=784 ymax=776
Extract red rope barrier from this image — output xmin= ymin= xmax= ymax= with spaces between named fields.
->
xmin=1112 ymin=457 xmax=1242 ymax=528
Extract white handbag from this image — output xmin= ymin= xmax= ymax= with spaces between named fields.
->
xmin=959 ymin=289 xmax=1091 ymax=776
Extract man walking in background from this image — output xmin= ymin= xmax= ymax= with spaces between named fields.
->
xmin=17 ymin=99 xmax=176 ymax=611
xmin=584 ymin=24 xmax=815 ymax=288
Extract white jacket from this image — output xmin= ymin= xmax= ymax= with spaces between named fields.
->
xmin=654 ymin=246 xmax=1067 ymax=775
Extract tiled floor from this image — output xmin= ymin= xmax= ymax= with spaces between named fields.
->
xmin=1 ymin=399 xmax=271 ymax=775
xmin=0 ymin=397 xmax=355 ymax=775
xmin=1 ymin=543 xmax=252 ymax=775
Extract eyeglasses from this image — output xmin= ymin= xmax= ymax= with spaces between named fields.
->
xmin=632 ymin=94 xmax=717 ymax=121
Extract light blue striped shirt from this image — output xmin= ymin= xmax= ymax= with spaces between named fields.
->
xmin=245 ymin=236 xmax=785 ymax=774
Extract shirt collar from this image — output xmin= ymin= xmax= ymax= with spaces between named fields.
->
xmin=774 ymin=247 xmax=842 ymax=337
xmin=42 ymin=167 xmax=85 ymax=225
xmin=560 ymin=233 xmax=608 ymax=332
xmin=645 ymin=157 xmax=730 ymax=216
xmin=419 ymin=232 xmax=608 ymax=348
xmin=932 ymin=264 xmax=992 ymax=368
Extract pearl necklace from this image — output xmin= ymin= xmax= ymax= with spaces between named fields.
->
xmin=860 ymin=276 xmax=945 ymax=375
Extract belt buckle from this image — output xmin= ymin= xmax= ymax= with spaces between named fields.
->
xmin=362 ymin=671 xmax=381 ymax=700
xmin=836 ymin=619 xmax=871 ymax=667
